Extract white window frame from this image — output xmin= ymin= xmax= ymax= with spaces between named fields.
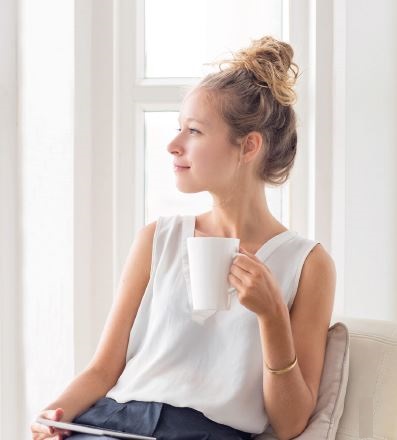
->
xmin=112 ymin=0 xmax=297 ymax=290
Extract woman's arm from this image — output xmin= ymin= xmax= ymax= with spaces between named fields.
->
xmin=39 ymin=221 xmax=157 ymax=423
xmin=257 ymin=244 xmax=336 ymax=440
xmin=40 ymin=366 xmax=116 ymax=422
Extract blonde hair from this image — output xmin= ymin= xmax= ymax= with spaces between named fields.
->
xmin=192 ymin=35 xmax=300 ymax=187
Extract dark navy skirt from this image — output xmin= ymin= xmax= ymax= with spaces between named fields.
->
xmin=69 ymin=397 xmax=253 ymax=440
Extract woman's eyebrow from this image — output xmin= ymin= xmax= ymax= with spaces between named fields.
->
xmin=178 ymin=116 xmax=209 ymax=126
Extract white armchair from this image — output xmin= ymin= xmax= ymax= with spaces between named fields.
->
xmin=331 ymin=315 xmax=397 ymax=439
xmin=254 ymin=315 xmax=397 ymax=440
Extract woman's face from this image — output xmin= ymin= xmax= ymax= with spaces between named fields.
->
xmin=167 ymin=88 xmax=241 ymax=194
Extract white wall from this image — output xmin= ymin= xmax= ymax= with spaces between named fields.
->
xmin=0 ymin=0 xmax=23 ymax=437
xmin=343 ymin=0 xmax=397 ymax=320
xmin=290 ymin=0 xmax=397 ymax=321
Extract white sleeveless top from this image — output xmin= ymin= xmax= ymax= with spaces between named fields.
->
xmin=106 ymin=215 xmax=320 ymax=435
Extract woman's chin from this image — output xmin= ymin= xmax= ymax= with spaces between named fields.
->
xmin=175 ymin=183 xmax=204 ymax=194
xmin=177 ymin=187 xmax=199 ymax=194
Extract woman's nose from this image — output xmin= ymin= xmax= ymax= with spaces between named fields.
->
xmin=166 ymin=136 xmax=183 ymax=155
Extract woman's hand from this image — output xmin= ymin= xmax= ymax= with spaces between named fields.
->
xmin=228 ymin=246 xmax=284 ymax=319
xmin=31 ymin=407 xmax=72 ymax=440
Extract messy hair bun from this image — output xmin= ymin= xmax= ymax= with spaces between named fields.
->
xmin=221 ymin=35 xmax=299 ymax=106
xmin=194 ymin=35 xmax=300 ymax=186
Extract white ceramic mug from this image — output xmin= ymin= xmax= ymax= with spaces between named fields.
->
xmin=186 ymin=237 xmax=239 ymax=311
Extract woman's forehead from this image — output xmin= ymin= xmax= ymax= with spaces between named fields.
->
xmin=180 ymin=90 xmax=221 ymax=127
xmin=178 ymin=112 xmax=209 ymax=124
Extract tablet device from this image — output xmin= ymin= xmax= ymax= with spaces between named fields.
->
xmin=36 ymin=417 xmax=157 ymax=439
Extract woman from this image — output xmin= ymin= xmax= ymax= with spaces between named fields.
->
xmin=31 ymin=35 xmax=336 ymax=440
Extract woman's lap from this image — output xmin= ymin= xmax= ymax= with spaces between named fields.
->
xmin=68 ymin=397 xmax=252 ymax=440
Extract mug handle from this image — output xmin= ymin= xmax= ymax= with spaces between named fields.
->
xmin=226 ymin=286 xmax=237 ymax=308
xmin=228 ymin=250 xmax=239 ymax=297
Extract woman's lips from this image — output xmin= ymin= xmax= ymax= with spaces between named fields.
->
xmin=173 ymin=165 xmax=190 ymax=172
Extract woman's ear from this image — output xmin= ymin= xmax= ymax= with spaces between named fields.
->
xmin=241 ymin=131 xmax=263 ymax=163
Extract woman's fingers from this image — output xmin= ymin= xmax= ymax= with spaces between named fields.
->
xmin=31 ymin=421 xmax=54 ymax=436
xmin=32 ymin=407 xmax=71 ymax=439
xmin=40 ymin=408 xmax=62 ymax=420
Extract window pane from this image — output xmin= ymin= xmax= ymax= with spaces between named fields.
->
xmin=144 ymin=112 xmax=284 ymax=223
xmin=145 ymin=0 xmax=283 ymax=78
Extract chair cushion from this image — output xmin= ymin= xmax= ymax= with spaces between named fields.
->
xmin=254 ymin=321 xmax=350 ymax=439
xmin=331 ymin=316 xmax=397 ymax=440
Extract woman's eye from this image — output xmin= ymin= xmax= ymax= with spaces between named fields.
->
xmin=176 ymin=128 xmax=200 ymax=134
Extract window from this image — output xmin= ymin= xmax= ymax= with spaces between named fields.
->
xmin=134 ymin=0 xmax=289 ymax=225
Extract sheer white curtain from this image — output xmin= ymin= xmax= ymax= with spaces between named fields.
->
xmin=19 ymin=1 xmax=75 ymax=439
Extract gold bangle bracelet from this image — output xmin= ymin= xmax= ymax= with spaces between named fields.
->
xmin=265 ymin=354 xmax=298 ymax=375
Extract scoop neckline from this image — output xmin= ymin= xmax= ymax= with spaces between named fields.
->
xmin=186 ymin=215 xmax=297 ymax=260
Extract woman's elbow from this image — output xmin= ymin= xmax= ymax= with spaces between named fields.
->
xmin=276 ymin=417 xmax=310 ymax=440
